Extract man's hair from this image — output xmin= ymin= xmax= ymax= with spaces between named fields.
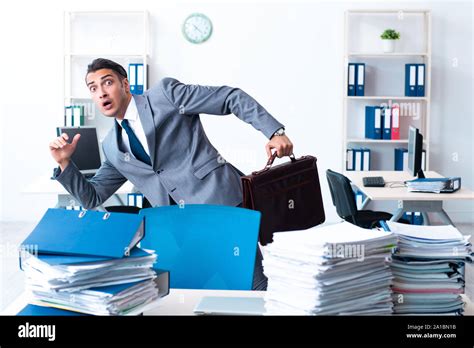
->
xmin=86 ymin=58 xmax=127 ymax=82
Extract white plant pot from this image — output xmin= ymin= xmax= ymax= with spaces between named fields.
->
xmin=382 ymin=39 xmax=396 ymax=53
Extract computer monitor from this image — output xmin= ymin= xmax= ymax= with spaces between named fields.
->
xmin=407 ymin=126 xmax=425 ymax=178
xmin=56 ymin=126 xmax=101 ymax=175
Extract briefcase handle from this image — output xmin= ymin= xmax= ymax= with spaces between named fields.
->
xmin=252 ymin=152 xmax=296 ymax=175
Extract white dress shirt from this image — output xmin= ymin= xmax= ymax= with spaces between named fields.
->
xmin=116 ymin=97 xmax=151 ymax=158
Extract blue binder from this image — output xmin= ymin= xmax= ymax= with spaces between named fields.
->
xmin=413 ymin=212 xmax=424 ymax=225
xmin=139 ymin=205 xmax=261 ymax=290
xmin=417 ymin=63 xmax=425 ymax=97
xmin=405 ymin=64 xmax=417 ymax=97
xmin=21 ymin=209 xmax=144 ymax=258
xmin=365 ymin=106 xmax=382 ymax=139
xmin=361 ymin=148 xmax=371 ymax=171
xmin=347 ymin=63 xmax=357 ymax=96
xmin=346 ymin=149 xmax=355 ymax=171
xmin=18 ymin=304 xmax=87 ymax=316
xmin=135 ymin=63 xmax=144 ymax=95
xmin=382 ymin=106 xmax=392 ymax=140
xmin=356 ymin=63 xmax=365 ymax=96
xmin=394 ymin=148 xmax=408 ymax=171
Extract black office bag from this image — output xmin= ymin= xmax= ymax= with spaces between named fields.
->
xmin=241 ymin=153 xmax=325 ymax=245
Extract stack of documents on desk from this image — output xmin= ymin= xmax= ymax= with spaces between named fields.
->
xmin=387 ymin=222 xmax=472 ymax=315
xmin=20 ymin=247 xmax=166 ymax=316
xmin=406 ymin=177 xmax=461 ymax=193
xmin=19 ymin=208 xmax=168 ymax=315
xmin=262 ymin=221 xmax=397 ymax=315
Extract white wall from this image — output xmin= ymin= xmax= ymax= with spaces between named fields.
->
xmin=0 ymin=0 xmax=472 ymax=223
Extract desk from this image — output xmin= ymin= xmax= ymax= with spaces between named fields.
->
xmin=2 ymin=290 xmax=473 ymax=316
xmin=345 ymin=171 xmax=474 ymax=225
xmin=22 ymin=175 xmax=135 ymax=210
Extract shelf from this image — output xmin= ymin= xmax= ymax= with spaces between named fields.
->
xmin=347 ymin=139 xmax=428 ymax=144
xmin=347 ymin=52 xmax=429 ymax=58
xmin=346 ymin=96 xmax=428 ymax=101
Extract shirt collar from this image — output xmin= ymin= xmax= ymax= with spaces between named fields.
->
xmin=117 ymin=96 xmax=138 ymax=126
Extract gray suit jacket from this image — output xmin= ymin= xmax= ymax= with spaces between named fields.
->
xmin=54 ymin=77 xmax=284 ymax=209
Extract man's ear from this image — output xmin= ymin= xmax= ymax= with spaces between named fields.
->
xmin=123 ymin=78 xmax=131 ymax=94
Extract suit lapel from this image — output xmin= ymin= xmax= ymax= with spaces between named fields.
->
xmin=134 ymin=95 xmax=156 ymax=167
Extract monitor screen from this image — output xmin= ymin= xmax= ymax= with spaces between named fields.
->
xmin=407 ymin=126 xmax=423 ymax=177
xmin=57 ymin=127 xmax=101 ymax=173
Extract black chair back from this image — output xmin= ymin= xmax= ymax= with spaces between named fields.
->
xmin=326 ymin=169 xmax=358 ymax=222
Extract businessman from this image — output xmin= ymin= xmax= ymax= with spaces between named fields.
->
xmin=49 ymin=58 xmax=293 ymax=290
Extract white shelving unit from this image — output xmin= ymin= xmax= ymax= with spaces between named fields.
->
xmin=342 ymin=9 xmax=432 ymax=171
xmin=63 ymin=10 xmax=150 ymax=141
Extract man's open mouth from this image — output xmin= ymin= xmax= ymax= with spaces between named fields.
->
xmin=102 ymin=100 xmax=113 ymax=110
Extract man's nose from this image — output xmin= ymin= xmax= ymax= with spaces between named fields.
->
xmin=99 ymin=88 xmax=108 ymax=99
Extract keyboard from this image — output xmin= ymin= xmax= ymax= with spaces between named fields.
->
xmin=363 ymin=176 xmax=385 ymax=187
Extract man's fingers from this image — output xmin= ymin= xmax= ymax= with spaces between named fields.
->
xmin=57 ymin=137 xmax=67 ymax=147
xmin=265 ymin=143 xmax=272 ymax=158
xmin=71 ymin=134 xmax=81 ymax=146
xmin=61 ymin=133 xmax=69 ymax=141
xmin=49 ymin=142 xmax=60 ymax=150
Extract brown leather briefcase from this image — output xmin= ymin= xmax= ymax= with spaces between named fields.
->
xmin=241 ymin=153 xmax=325 ymax=245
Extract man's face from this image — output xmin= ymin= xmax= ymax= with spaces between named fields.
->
xmin=86 ymin=69 xmax=130 ymax=117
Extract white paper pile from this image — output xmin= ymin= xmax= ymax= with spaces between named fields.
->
xmin=262 ymin=221 xmax=397 ymax=315
xmin=20 ymin=247 xmax=161 ymax=315
xmin=387 ymin=222 xmax=473 ymax=315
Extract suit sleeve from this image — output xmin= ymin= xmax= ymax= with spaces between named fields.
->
xmin=159 ymin=77 xmax=284 ymax=139
xmin=53 ymin=158 xmax=127 ymax=210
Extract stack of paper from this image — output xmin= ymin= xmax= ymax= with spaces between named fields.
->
xmin=387 ymin=222 xmax=473 ymax=315
xmin=262 ymin=221 xmax=397 ymax=315
xmin=20 ymin=247 xmax=164 ymax=315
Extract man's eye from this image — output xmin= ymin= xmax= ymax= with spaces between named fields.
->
xmin=90 ymin=87 xmax=96 ymax=92
xmin=106 ymin=80 xmax=112 ymax=85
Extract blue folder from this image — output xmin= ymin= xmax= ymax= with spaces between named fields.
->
xmin=139 ymin=205 xmax=261 ymax=290
xmin=394 ymin=148 xmax=408 ymax=171
xmin=417 ymin=63 xmax=425 ymax=97
xmin=347 ymin=63 xmax=357 ymax=96
xmin=18 ymin=304 xmax=87 ymax=316
xmin=355 ymin=63 xmax=365 ymax=96
xmin=365 ymin=106 xmax=382 ymax=139
xmin=405 ymin=64 xmax=417 ymax=97
xmin=21 ymin=209 xmax=144 ymax=258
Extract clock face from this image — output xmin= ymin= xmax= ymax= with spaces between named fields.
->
xmin=182 ymin=13 xmax=213 ymax=44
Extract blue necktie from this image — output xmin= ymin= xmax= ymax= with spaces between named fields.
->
xmin=121 ymin=119 xmax=152 ymax=165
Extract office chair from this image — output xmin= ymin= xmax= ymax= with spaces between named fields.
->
xmin=326 ymin=169 xmax=407 ymax=229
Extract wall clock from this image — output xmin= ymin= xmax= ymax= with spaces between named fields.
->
xmin=182 ymin=13 xmax=213 ymax=44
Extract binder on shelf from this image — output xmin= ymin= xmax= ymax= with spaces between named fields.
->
xmin=347 ymin=63 xmax=356 ymax=96
xmin=394 ymin=148 xmax=408 ymax=171
xmin=362 ymin=148 xmax=370 ymax=171
xmin=354 ymin=148 xmax=362 ymax=171
xmin=391 ymin=104 xmax=400 ymax=140
xmin=413 ymin=212 xmax=424 ymax=225
xmin=405 ymin=64 xmax=417 ymax=97
xmin=128 ymin=63 xmax=144 ymax=95
xmin=21 ymin=208 xmax=145 ymax=258
xmin=346 ymin=149 xmax=355 ymax=171
xmin=382 ymin=106 xmax=392 ymax=140
xmin=136 ymin=64 xmax=144 ymax=95
xmin=64 ymin=106 xmax=84 ymax=127
xmin=365 ymin=106 xmax=382 ymax=139
xmin=354 ymin=189 xmax=365 ymax=210
xmin=356 ymin=63 xmax=365 ymax=96
xmin=127 ymin=193 xmax=144 ymax=208
xmin=417 ymin=64 xmax=425 ymax=97
xmin=128 ymin=63 xmax=137 ymax=94
xmin=64 ymin=106 xmax=73 ymax=127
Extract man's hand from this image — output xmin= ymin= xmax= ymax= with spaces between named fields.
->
xmin=49 ymin=133 xmax=81 ymax=171
xmin=265 ymin=134 xmax=293 ymax=158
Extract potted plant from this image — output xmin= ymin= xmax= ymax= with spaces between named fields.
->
xmin=380 ymin=29 xmax=400 ymax=53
